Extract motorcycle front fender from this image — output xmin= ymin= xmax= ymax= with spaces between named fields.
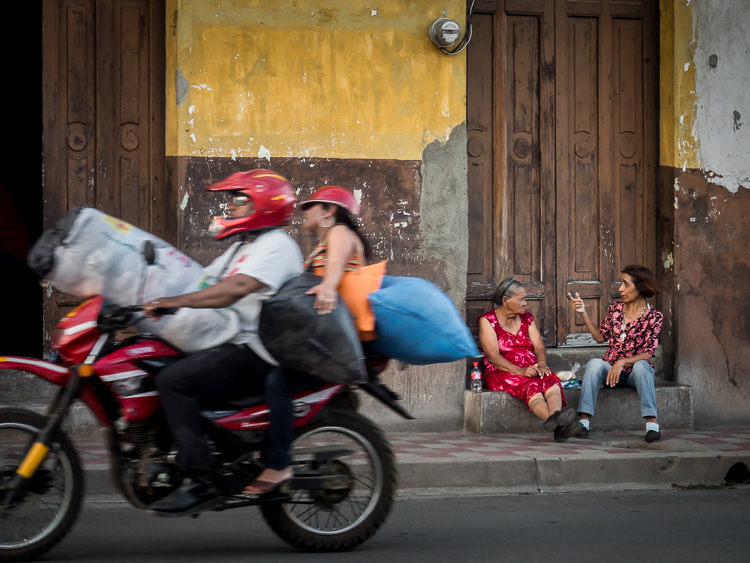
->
xmin=0 ymin=356 xmax=71 ymax=385
xmin=0 ymin=356 xmax=110 ymax=427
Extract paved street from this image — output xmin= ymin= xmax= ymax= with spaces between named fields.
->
xmin=46 ymin=488 xmax=750 ymax=562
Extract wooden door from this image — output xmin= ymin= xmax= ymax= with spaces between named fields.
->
xmin=41 ymin=0 xmax=168 ymax=344
xmin=466 ymin=0 xmax=657 ymax=346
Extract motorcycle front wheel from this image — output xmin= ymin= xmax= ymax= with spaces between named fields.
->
xmin=0 ymin=408 xmax=84 ymax=562
xmin=260 ymin=409 xmax=397 ymax=552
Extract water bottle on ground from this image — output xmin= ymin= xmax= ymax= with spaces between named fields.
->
xmin=470 ymin=361 xmax=482 ymax=393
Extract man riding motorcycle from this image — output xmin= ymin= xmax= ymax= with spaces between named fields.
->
xmin=143 ymin=169 xmax=303 ymax=516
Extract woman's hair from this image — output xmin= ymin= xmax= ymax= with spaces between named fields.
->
xmin=324 ymin=204 xmax=372 ymax=259
xmin=621 ymin=265 xmax=663 ymax=298
xmin=492 ymin=277 xmax=522 ymax=306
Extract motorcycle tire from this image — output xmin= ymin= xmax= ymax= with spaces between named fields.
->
xmin=260 ymin=409 xmax=397 ymax=552
xmin=0 ymin=408 xmax=85 ymax=562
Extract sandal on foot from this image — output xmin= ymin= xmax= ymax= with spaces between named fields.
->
xmin=242 ymin=477 xmax=291 ymax=497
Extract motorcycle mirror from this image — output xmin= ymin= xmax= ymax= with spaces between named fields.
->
xmin=143 ymin=241 xmax=156 ymax=266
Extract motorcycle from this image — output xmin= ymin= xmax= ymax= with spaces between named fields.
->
xmin=0 ymin=244 xmax=412 ymax=562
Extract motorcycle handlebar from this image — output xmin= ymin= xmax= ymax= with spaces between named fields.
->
xmin=97 ymin=303 xmax=177 ymax=331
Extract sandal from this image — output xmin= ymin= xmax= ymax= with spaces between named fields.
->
xmin=241 ymin=477 xmax=291 ymax=497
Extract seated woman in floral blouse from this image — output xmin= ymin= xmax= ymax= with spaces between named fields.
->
xmin=479 ymin=278 xmax=582 ymax=442
xmin=567 ymin=265 xmax=664 ymax=442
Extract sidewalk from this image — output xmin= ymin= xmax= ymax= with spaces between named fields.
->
xmin=74 ymin=427 xmax=750 ymax=496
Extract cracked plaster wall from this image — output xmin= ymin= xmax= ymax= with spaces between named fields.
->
xmin=661 ymin=1 xmax=750 ymax=424
xmin=165 ymin=0 xmax=470 ymax=430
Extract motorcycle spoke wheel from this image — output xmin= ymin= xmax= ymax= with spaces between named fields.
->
xmin=261 ymin=410 xmax=396 ymax=552
xmin=0 ymin=409 xmax=84 ymax=562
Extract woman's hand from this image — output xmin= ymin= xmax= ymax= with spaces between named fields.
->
xmin=606 ymin=360 xmax=625 ymax=387
xmin=521 ymin=365 xmax=541 ymax=378
xmin=537 ymin=361 xmax=551 ymax=376
xmin=567 ymin=292 xmax=586 ymax=315
xmin=306 ymin=282 xmax=338 ymax=315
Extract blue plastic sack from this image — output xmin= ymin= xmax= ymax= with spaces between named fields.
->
xmin=368 ymin=275 xmax=479 ymax=365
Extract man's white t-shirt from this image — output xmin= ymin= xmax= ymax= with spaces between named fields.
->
xmin=202 ymin=229 xmax=303 ymax=365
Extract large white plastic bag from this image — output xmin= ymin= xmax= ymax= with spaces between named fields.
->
xmin=41 ymin=207 xmax=239 ymax=352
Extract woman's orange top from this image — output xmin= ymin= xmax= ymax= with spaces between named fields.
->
xmin=304 ymin=241 xmax=362 ymax=272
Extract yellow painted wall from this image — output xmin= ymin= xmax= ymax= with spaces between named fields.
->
xmin=166 ymin=0 xmax=467 ymax=161
xmin=659 ymin=0 xmax=698 ymax=169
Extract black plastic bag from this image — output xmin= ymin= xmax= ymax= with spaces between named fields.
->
xmin=27 ymin=206 xmax=84 ymax=279
xmin=259 ymin=273 xmax=368 ymax=384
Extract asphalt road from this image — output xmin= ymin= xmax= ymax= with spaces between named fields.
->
xmin=38 ymin=488 xmax=750 ymax=562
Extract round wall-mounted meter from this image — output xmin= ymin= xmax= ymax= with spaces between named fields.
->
xmin=428 ymin=17 xmax=462 ymax=47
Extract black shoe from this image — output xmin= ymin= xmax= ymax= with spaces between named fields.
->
xmin=554 ymin=420 xmax=584 ymax=443
xmin=543 ymin=407 xmax=578 ymax=432
xmin=645 ymin=429 xmax=661 ymax=443
xmin=148 ymin=478 xmax=221 ymax=518
xmin=576 ymin=426 xmax=590 ymax=439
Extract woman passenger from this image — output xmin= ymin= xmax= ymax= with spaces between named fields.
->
xmin=242 ymin=186 xmax=370 ymax=497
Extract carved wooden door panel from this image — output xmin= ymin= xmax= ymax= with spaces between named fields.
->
xmin=467 ymin=0 xmax=557 ymax=343
xmin=466 ymin=0 xmax=657 ymax=346
xmin=555 ymin=0 xmax=657 ymax=344
xmin=41 ymin=0 xmax=166 ymax=345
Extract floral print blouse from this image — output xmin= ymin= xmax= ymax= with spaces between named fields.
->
xmin=600 ymin=301 xmax=663 ymax=372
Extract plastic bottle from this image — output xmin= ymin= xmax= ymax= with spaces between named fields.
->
xmin=470 ymin=361 xmax=482 ymax=392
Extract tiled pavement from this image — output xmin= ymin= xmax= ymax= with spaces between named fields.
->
xmin=73 ymin=427 xmax=750 ymax=494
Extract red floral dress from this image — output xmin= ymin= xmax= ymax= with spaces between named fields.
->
xmin=599 ymin=301 xmax=663 ymax=373
xmin=478 ymin=310 xmax=565 ymax=410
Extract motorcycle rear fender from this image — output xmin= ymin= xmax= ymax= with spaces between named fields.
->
xmin=0 ymin=356 xmax=110 ymax=427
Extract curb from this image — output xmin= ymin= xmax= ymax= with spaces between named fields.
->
xmin=80 ymin=448 xmax=750 ymax=498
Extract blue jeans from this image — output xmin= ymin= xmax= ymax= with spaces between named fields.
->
xmin=578 ymin=358 xmax=657 ymax=419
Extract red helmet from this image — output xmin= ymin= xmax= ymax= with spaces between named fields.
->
xmin=206 ymin=169 xmax=296 ymax=239
xmin=300 ymin=186 xmax=360 ymax=218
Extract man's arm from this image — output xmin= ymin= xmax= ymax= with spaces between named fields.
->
xmin=144 ymin=274 xmax=267 ymax=319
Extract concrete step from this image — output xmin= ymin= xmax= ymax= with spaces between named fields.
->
xmin=464 ymin=382 xmax=694 ymax=434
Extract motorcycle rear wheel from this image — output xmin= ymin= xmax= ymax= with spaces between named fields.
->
xmin=0 ymin=408 xmax=84 ymax=562
xmin=260 ymin=409 xmax=397 ymax=552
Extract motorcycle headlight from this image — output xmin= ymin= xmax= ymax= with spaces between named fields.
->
xmin=106 ymin=373 xmax=153 ymax=397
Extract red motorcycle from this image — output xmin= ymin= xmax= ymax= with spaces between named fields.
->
xmin=0 ymin=288 xmax=411 ymax=561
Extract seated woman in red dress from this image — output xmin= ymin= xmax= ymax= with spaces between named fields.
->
xmin=478 ymin=278 xmax=582 ymax=442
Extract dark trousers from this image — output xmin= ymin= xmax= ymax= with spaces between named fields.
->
xmin=264 ymin=368 xmax=322 ymax=469
xmin=156 ymin=343 xmax=271 ymax=478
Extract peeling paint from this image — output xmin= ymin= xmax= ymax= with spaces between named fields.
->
xmin=258 ymin=145 xmax=271 ymax=161
xmin=664 ymin=252 xmax=674 ymax=271
xmin=175 ymin=69 xmax=189 ymax=106
xmin=180 ymin=193 xmax=189 ymax=210
xmin=691 ymin=2 xmax=750 ymax=193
